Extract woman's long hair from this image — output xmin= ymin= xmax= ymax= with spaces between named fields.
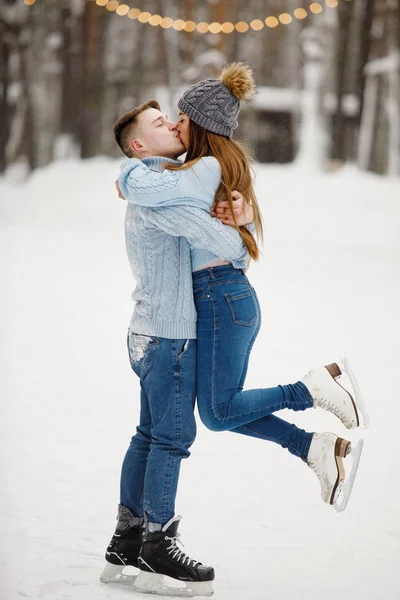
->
xmin=165 ymin=120 xmax=263 ymax=261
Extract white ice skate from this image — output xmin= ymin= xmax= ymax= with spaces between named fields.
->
xmin=307 ymin=432 xmax=364 ymax=512
xmin=301 ymin=353 xmax=369 ymax=429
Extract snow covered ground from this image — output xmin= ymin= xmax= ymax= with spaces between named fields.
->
xmin=1 ymin=158 xmax=399 ymax=600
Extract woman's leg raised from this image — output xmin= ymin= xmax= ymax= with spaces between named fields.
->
xmin=194 ymin=268 xmax=314 ymax=433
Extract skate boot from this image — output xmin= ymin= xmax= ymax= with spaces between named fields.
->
xmin=100 ymin=505 xmax=143 ymax=585
xmin=133 ymin=515 xmax=215 ymax=597
xmin=301 ymin=356 xmax=369 ymax=429
xmin=307 ymin=432 xmax=364 ymax=512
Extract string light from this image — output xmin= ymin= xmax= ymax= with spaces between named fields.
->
xmin=149 ymin=14 xmax=162 ymax=26
xmin=310 ymin=3 xmax=324 ymax=13
xmin=265 ymin=17 xmax=279 ymax=28
xmin=160 ymin=17 xmax=173 ymax=29
xmin=279 ymin=13 xmax=293 ymax=25
xmin=173 ymin=19 xmax=186 ymax=31
xmin=106 ymin=1 xmax=119 ymax=11
xmin=116 ymin=4 xmax=129 ymax=15
xmin=127 ymin=8 xmax=140 ymax=19
xmin=209 ymin=22 xmax=223 ymax=34
xmin=184 ymin=21 xmax=197 ymax=32
xmin=250 ymin=20 xmax=264 ymax=31
xmin=29 ymin=0 xmax=353 ymax=33
xmin=294 ymin=8 xmax=308 ymax=19
xmin=221 ymin=22 xmax=235 ymax=34
xmin=196 ymin=22 xmax=209 ymax=34
xmin=235 ymin=22 xmax=249 ymax=33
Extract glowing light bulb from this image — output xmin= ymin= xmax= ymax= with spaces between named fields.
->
xmin=173 ymin=19 xmax=186 ymax=31
xmin=310 ymin=3 xmax=323 ymax=13
xmin=235 ymin=21 xmax=249 ymax=33
xmin=279 ymin=13 xmax=292 ymax=25
xmin=149 ymin=14 xmax=162 ymax=26
xmin=196 ymin=22 xmax=209 ymax=33
xmin=160 ymin=17 xmax=173 ymax=28
xmin=265 ymin=16 xmax=279 ymax=28
xmin=138 ymin=11 xmax=151 ymax=23
xmin=294 ymin=8 xmax=307 ymax=19
xmin=221 ymin=22 xmax=235 ymax=34
xmin=250 ymin=19 xmax=264 ymax=31
xmin=209 ymin=22 xmax=223 ymax=34
xmin=184 ymin=21 xmax=197 ymax=32
xmin=116 ymin=4 xmax=129 ymax=16
xmin=128 ymin=8 xmax=140 ymax=19
xmin=106 ymin=1 xmax=119 ymax=12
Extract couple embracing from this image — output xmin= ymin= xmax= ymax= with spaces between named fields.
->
xmin=100 ymin=63 xmax=368 ymax=597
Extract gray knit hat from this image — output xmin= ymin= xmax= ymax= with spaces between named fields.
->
xmin=177 ymin=62 xmax=256 ymax=139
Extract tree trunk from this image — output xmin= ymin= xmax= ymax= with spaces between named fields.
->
xmin=80 ymin=2 xmax=106 ymax=158
xmin=331 ymin=0 xmax=353 ymax=160
xmin=18 ymin=25 xmax=36 ymax=170
xmin=0 ymin=32 xmax=11 ymax=173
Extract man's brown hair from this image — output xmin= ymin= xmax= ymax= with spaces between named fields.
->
xmin=114 ymin=100 xmax=160 ymax=157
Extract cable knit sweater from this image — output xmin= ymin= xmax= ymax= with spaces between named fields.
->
xmin=120 ymin=156 xmax=250 ymax=340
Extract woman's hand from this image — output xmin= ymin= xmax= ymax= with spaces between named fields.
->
xmin=116 ymin=179 xmax=126 ymax=200
xmin=211 ymin=190 xmax=254 ymax=227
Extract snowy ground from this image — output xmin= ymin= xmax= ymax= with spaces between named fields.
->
xmin=1 ymin=158 xmax=399 ymax=600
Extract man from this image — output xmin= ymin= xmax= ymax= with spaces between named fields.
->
xmin=100 ymin=100 xmax=254 ymax=597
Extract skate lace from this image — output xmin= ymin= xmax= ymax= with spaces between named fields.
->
xmin=317 ymin=396 xmax=350 ymax=426
xmin=165 ymin=534 xmax=200 ymax=568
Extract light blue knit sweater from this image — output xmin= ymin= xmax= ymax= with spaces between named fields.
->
xmin=119 ymin=155 xmax=251 ymax=340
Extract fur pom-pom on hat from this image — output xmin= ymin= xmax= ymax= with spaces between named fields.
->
xmin=219 ymin=62 xmax=256 ymax=101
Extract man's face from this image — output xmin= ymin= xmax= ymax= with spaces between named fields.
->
xmin=130 ymin=108 xmax=185 ymax=159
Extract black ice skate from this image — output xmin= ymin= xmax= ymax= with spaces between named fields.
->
xmin=133 ymin=515 xmax=215 ymax=597
xmin=100 ymin=504 xmax=143 ymax=585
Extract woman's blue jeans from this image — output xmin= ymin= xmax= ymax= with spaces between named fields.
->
xmin=193 ymin=265 xmax=314 ymax=460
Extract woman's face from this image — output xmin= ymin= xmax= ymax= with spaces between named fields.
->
xmin=176 ymin=112 xmax=190 ymax=149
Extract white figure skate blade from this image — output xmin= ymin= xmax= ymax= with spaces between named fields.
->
xmin=133 ymin=570 xmax=214 ymax=597
xmin=334 ymin=438 xmax=364 ymax=513
xmin=340 ymin=352 xmax=370 ymax=429
xmin=100 ymin=562 xmax=137 ymax=585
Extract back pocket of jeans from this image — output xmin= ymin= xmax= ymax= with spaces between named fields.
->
xmin=225 ymin=288 xmax=257 ymax=326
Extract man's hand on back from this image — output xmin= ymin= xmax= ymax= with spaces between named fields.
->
xmin=211 ymin=191 xmax=254 ymax=227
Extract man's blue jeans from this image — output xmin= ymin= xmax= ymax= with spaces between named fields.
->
xmin=120 ymin=331 xmax=197 ymax=526
xmin=193 ymin=265 xmax=314 ymax=461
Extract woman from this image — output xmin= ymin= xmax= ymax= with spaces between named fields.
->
xmin=118 ymin=63 xmax=368 ymax=513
